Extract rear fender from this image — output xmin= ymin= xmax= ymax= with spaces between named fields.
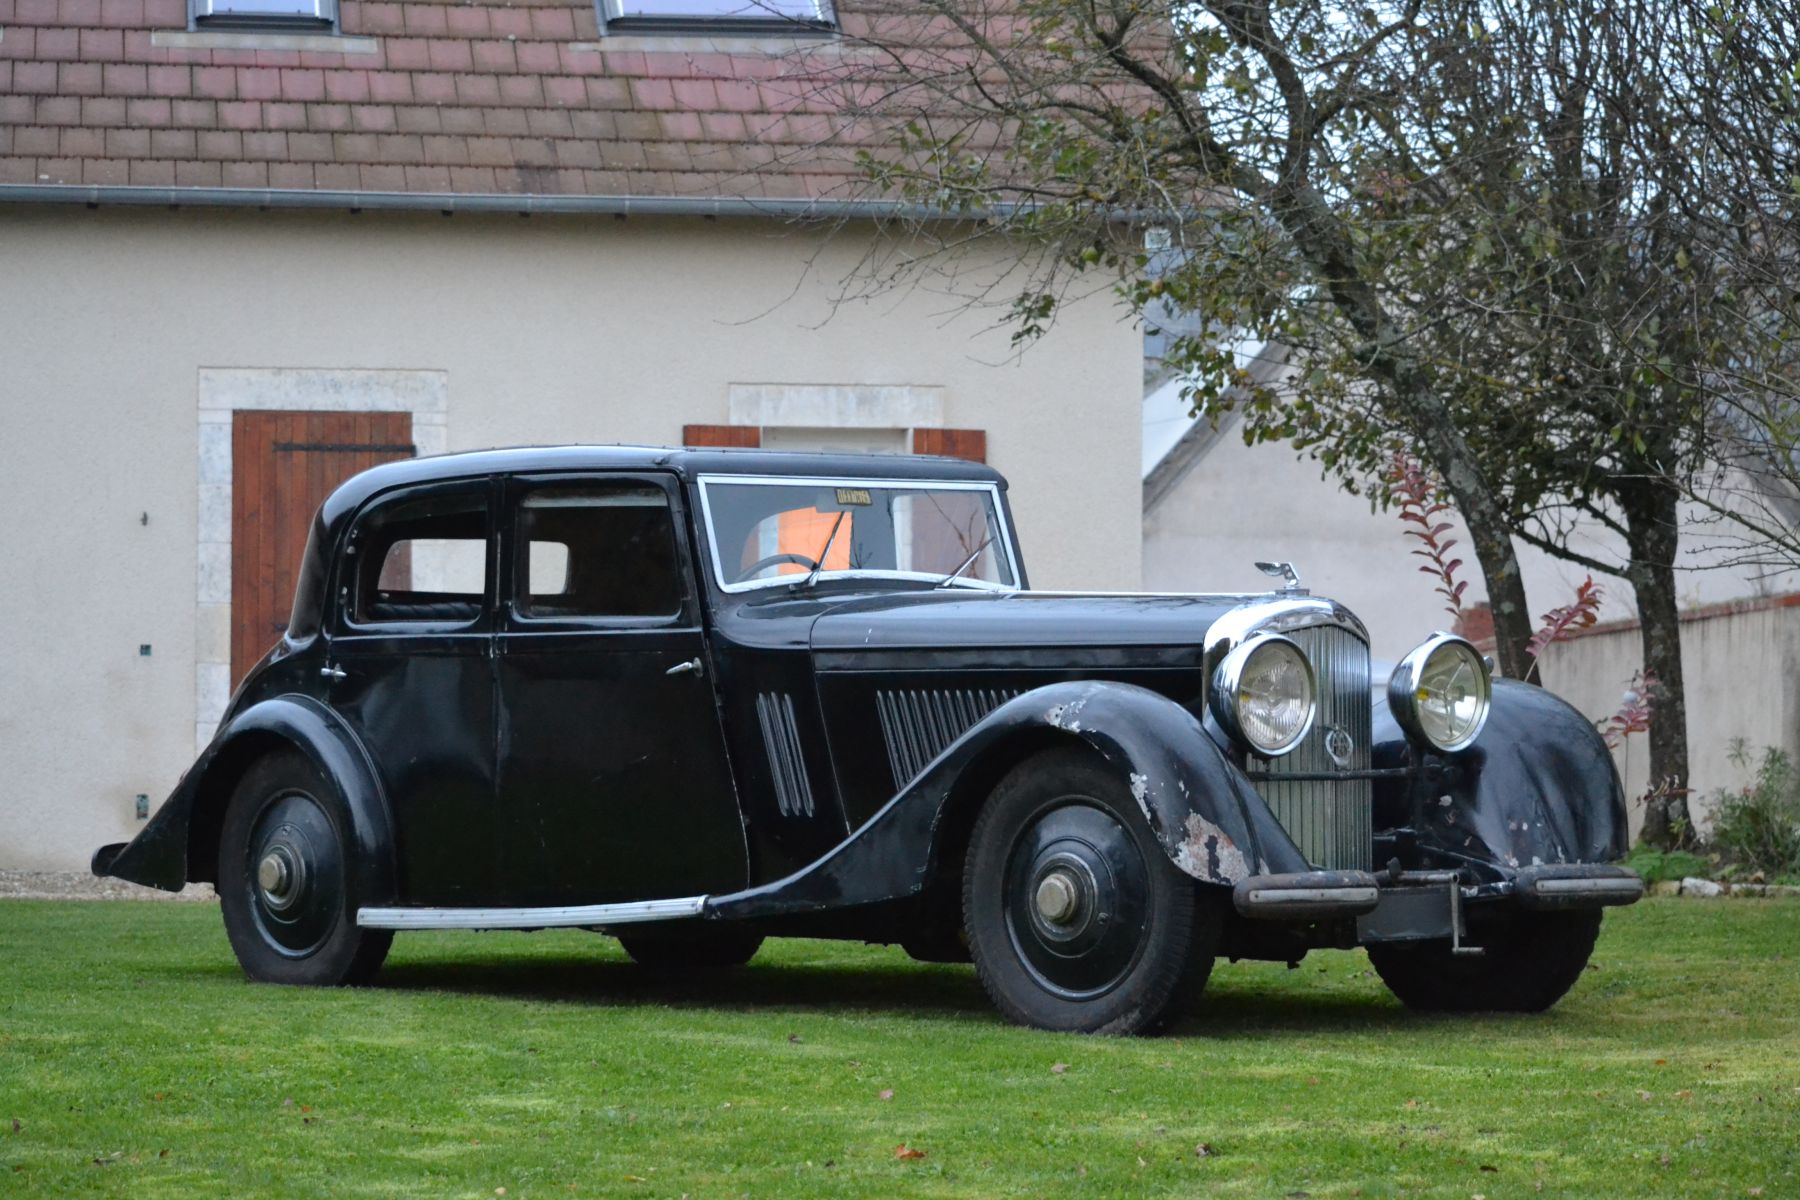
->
xmin=707 ymin=680 xmax=1307 ymax=920
xmin=92 ymin=696 xmax=397 ymax=907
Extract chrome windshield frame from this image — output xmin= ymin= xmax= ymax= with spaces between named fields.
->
xmin=695 ymin=473 xmax=1024 ymax=595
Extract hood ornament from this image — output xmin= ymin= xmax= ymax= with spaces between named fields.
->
xmin=1255 ymin=561 xmax=1306 ymax=594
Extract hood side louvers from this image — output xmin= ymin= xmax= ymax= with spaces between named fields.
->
xmin=755 ymin=692 xmax=815 ymax=818
xmin=876 ymin=688 xmax=1021 ymax=791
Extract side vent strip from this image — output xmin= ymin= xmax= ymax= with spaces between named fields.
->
xmin=877 ymin=688 xmax=1020 ymax=790
xmin=755 ymin=692 xmax=815 ymax=818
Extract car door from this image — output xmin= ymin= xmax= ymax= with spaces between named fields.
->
xmin=493 ymin=472 xmax=748 ymax=906
xmin=324 ymin=476 xmax=502 ymax=906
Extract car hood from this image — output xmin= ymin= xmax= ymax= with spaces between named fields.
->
xmin=807 ymin=589 xmax=1282 ymax=653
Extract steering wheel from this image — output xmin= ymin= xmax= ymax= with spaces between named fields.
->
xmin=732 ymin=552 xmax=820 ymax=584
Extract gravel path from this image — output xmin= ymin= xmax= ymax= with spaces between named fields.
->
xmin=0 ymin=870 xmax=216 ymax=902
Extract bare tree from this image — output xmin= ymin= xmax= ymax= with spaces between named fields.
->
xmin=809 ymin=0 xmax=1800 ymax=846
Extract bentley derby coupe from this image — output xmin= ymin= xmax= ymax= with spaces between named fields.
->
xmin=95 ymin=446 xmax=1643 ymax=1034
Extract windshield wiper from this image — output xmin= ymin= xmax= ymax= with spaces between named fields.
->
xmin=935 ymin=535 xmax=995 ymax=588
xmin=796 ymin=511 xmax=848 ymax=590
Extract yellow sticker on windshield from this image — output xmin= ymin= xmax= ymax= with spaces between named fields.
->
xmin=835 ymin=488 xmax=873 ymax=506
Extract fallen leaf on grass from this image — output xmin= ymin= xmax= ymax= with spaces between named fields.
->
xmin=1195 ymin=1143 xmax=1215 ymax=1158
xmin=878 ymin=1089 xmax=895 ymax=1101
xmin=1051 ymin=1063 xmax=1068 ymax=1074
xmin=159 ymin=1150 xmax=169 ymax=1159
xmin=1677 ymin=1090 xmax=1693 ymax=1100
xmin=894 ymin=1145 xmax=926 ymax=1160
xmin=787 ymin=1034 xmax=803 ymax=1044
xmin=1405 ymin=1099 xmax=1419 ymax=1110
xmin=1655 ymin=1059 xmax=1668 ymax=1067
xmin=1307 ymin=1077 xmax=1320 ymax=1086
xmin=622 ymin=1175 xmax=647 ymax=1183
xmin=1480 ymin=1164 xmax=1498 ymax=1172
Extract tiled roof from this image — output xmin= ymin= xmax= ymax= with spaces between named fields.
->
xmin=0 ymin=0 xmax=876 ymax=198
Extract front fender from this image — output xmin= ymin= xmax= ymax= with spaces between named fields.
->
xmin=707 ymin=680 xmax=1307 ymax=920
xmin=1373 ymin=678 xmax=1629 ymax=875
xmin=92 ymin=696 xmax=397 ymax=907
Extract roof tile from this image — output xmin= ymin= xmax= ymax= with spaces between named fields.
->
xmin=195 ymin=128 xmax=240 ymax=158
xmin=220 ymin=158 xmax=267 ymax=185
xmin=305 ymin=101 xmax=350 ymax=130
xmin=0 ymin=28 xmax=36 ymax=64
xmin=148 ymin=126 xmax=193 ymax=155
xmin=97 ymin=0 xmax=142 ymax=27
xmin=173 ymin=157 xmax=222 ymax=185
xmin=236 ymin=66 xmax=281 ymax=101
xmin=58 ymin=60 xmax=101 ymax=94
xmin=81 ymin=154 xmax=128 ymax=182
xmin=348 ymin=102 xmax=393 ymax=131
xmin=5 ymin=0 xmax=916 ymax=201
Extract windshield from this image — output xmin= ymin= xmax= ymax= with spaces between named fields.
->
xmin=699 ymin=476 xmax=1019 ymax=592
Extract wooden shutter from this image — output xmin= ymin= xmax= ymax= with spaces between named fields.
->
xmin=682 ymin=424 xmax=761 ymax=448
xmin=911 ymin=428 xmax=987 ymax=462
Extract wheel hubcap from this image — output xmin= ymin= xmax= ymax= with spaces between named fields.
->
xmin=245 ymin=790 xmax=343 ymax=958
xmin=1035 ymin=870 xmax=1082 ymax=925
xmin=1002 ymin=800 xmax=1151 ymax=1000
xmin=257 ymin=847 xmax=303 ymax=910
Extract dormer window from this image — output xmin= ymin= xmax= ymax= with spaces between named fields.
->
xmin=600 ymin=0 xmax=833 ymax=32
xmin=192 ymin=0 xmax=337 ymax=31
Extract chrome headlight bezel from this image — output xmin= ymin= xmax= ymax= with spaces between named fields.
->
xmin=1209 ymin=633 xmax=1318 ymax=758
xmin=1388 ymin=633 xmax=1492 ymax=753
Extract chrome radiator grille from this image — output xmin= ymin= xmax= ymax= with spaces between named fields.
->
xmin=1254 ymin=624 xmax=1374 ymax=870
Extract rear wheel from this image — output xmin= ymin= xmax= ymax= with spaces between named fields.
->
xmin=618 ymin=927 xmax=764 ymax=970
xmin=963 ymin=749 xmax=1219 ymax=1035
xmin=1367 ymin=910 xmax=1602 ymax=1013
xmin=218 ymin=750 xmax=392 ymax=986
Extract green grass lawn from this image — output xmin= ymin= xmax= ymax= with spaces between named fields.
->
xmin=0 ymin=898 xmax=1794 ymax=1199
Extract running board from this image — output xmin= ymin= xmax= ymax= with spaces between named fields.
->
xmin=356 ymin=895 xmax=708 ymax=931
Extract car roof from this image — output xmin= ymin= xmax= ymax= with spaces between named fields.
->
xmin=317 ymin=444 xmax=1008 ymax=530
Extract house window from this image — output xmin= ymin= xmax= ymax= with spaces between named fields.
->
xmin=600 ymin=0 xmax=833 ymax=31
xmin=192 ymin=0 xmax=337 ymax=31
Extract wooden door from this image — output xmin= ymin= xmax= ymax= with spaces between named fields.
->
xmin=231 ymin=411 xmax=415 ymax=686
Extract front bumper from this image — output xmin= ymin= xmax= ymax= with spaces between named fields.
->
xmin=1232 ymin=862 xmax=1645 ymax=942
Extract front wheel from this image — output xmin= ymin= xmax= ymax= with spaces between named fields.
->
xmin=963 ymin=749 xmax=1219 ymax=1035
xmin=218 ymin=750 xmax=392 ymax=986
xmin=1367 ymin=910 xmax=1602 ymax=1013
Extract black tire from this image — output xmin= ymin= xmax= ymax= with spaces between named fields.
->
xmin=1367 ymin=910 xmax=1603 ymax=1013
xmin=217 ymin=750 xmax=392 ymax=986
xmin=618 ymin=926 xmax=764 ymax=969
xmin=963 ymin=748 xmax=1219 ymax=1035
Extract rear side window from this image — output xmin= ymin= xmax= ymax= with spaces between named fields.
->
xmin=515 ymin=482 xmax=683 ymax=619
xmin=350 ymin=487 xmax=490 ymax=625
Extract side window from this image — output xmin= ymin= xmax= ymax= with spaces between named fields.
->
xmin=516 ymin=482 xmax=684 ymax=620
xmin=350 ymin=487 xmax=490 ymax=625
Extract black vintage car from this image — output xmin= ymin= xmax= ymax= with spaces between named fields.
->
xmin=95 ymin=446 xmax=1642 ymax=1034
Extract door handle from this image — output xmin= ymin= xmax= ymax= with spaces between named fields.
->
xmin=665 ymin=657 xmax=705 ymax=678
xmin=320 ymin=665 xmax=346 ymax=682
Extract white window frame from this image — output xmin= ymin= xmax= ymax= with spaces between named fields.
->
xmin=598 ymin=0 xmax=834 ymax=31
xmin=192 ymin=0 xmax=337 ymax=30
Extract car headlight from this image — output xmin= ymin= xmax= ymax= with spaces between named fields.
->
xmin=1210 ymin=634 xmax=1317 ymax=757
xmin=1388 ymin=633 xmax=1491 ymax=752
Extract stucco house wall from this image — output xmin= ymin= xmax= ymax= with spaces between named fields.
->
xmin=0 ymin=204 xmax=1140 ymax=872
